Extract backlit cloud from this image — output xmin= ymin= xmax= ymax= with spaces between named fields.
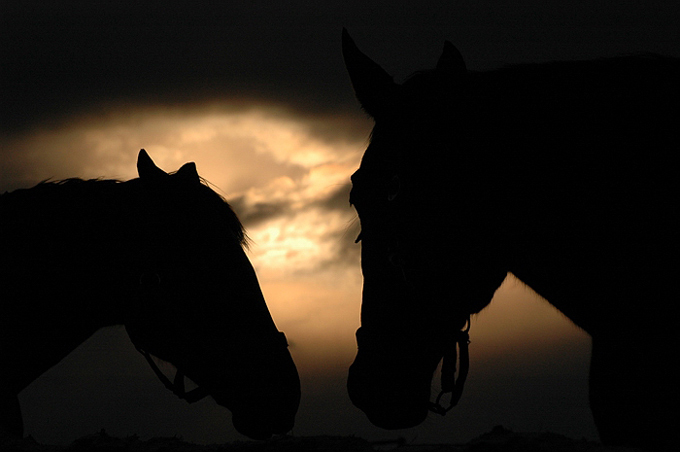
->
xmin=5 ymin=1 xmax=673 ymax=444
xmin=0 ymin=100 xmax=366 ymax=367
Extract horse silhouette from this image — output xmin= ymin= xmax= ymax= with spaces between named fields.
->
xmin=0 ymin=150 xmax=300 ymax=440
xmin=342 ymin=29 xmax=678 ymax=451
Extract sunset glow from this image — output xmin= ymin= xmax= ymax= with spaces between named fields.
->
xmin=1 ymin=98 xmax=587 ymax=355
xmin=3 ymin=101 xmax=591 ymax=444
xmin=5 ymin=2 xmax=678 ymax=446
xmin=2 ymin=100 xmax=367 ymax=360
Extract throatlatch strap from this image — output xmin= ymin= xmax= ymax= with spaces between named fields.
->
xmin=136 ymin=347 xmax=209 ymax=403
xmin=429 ymin=325 xmax=471 ymax=416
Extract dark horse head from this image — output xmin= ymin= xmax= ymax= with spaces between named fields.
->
xmin=124 ymin=151 xmax=301 ymax=439
xmin=0 ymin=150 xmax=300 ymax=440
xmin=342 ymin=30 xmax=510 ymax=429
xmin=342 ymin=27 xmax=680 ymax=451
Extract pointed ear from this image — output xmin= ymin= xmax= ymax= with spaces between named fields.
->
xmin=137 ymin=149 xmax=167 ymax=180
xmin=436 ymin=41 xmax=467 ymax=78
xmin=175 ymin=162 xmax=200 ymax=184
xmin=342 ymin=28 xmax=398 ymax=118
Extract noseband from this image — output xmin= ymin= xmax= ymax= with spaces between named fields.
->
xmin=135 ymin=331 xmax=291 ymax=404
xmin=136 ymin=346 xmax=210 ymax=403
xmin=134 ymin=267 xmax=292 ymax=404
xmin=134 ymin=269 xmax=210 ymax=402
xmin=429 ymin=317 xmax=471 ymax=415
xmin=383 ymin=173 xmax=472 ymax=415
xmin=353 ymin=168 xmax=473 ymax=415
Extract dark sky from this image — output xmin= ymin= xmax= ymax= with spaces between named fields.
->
xmin=4 ymin=1 xmax=679 ymax=135
xmin=3 ymin=0 xmax=680 ymax=446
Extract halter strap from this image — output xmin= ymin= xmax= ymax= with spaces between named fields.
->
xmin=134 ymin=332 xmax=291 ymax=404
xmin=135 ymin=346 xmax=209 ymax=403
xmin=429 ymin=317 xmax=471 ymax=415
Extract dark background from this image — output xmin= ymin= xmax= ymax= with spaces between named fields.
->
xmin=2 ymin=0 xmax=678 ymax=446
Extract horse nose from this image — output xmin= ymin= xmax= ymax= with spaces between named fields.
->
xmin=230 ymin=367 xmax=300 ymax=439
xmin=348 ymin=361 xmax=430 ymax=430
xmin=232 ymin=409 xmax=296 ymax=440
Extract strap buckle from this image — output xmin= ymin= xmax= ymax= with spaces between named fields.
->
xmin=136 ymin=347 xmax=209 ymax=403
xmin=429 ymin=318 xmax=471 ymax=416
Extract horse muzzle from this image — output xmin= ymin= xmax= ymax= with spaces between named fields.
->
xmin=231 ymin=408 xmax=297 ymax=440
xmin=222 ymin=375 xmax=300 ymax=440
xmin=347 ymin=359 xmax=431 ymax=429
xmin=228 ymin=364 xmax=300 ymax=439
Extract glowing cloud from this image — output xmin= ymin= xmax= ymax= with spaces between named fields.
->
xmin=1 ymin=101 xmax=367 ymax=370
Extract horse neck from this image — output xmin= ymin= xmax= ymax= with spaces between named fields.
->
xmin=1 ymin=180 xmax=144 ymax=323
xmin=454 ymin=134 xmax=676 ymax=338
xmin=0 ymin=184 xmax=152 ymax=391
xmin=0 ymin=257 xmax=129 ymax=394
xmin=390 ymin=56 xmax=680 ymax=338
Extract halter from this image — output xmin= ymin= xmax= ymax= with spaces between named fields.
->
xmin=384 ymin=174 xmax=472 ymax=415
xmin=135 ymin=346 xmax=209 ymax=403
xmin=429 ymin=317 xmax=471 ymax=415
xmin=353 ymin=167 xmax=473 ymax=415
xmin=135 ymin=332 xmax=291 ymax=404
xmin=134 ymin=269 xmax=210 ymax=402
xmin=134 ymin=267 xmax=291 ymax=404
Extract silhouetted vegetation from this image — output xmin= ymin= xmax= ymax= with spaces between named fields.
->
xmin=1 ymin=426 xmax=648 ymax=451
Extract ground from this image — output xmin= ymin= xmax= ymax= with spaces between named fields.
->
xmin=0 ymin=426 xmax=648 ymax=452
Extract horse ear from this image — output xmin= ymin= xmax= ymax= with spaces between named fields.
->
xmin=175 ymin=162 xmax=200 ymax=184
xmin=137 ymin=149 xmax=167 ymax=180
xmin=342 ymin=28 xmax=398 ymax=118
xmin=436 ymin=41 xmax=467 ymax=78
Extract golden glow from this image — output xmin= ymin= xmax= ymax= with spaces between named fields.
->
xmin=1 ymin=101 xmax=588 ymax=378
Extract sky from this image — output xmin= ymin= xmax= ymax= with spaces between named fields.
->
xmin=2 ymin=1 xmax=679 ymax=446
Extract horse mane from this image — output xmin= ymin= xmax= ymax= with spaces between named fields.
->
xmin=193 ymin=176 xmax=250 ymax=248
xmin=0 ymin=174 xmax=248 ymax=249
xmin=401 ymin=52 xmax=674 ymax=83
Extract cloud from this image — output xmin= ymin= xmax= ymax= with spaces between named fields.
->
xmin=1 ymin=100 xmax=365 ymax=273
xmin=229 ymin=179 xmax=360 ymax=276
xmin=1 ymin=98 xmax=366 ymax=386
xmin=7 ymin=2 xmax=661 ymax=443
xmin=234 ymin=181 xmax=359 ymax=272
xmin=229 ymin=197 xmax=293 ymax=229
xmin=2 ymin=102 xmax=364 ymax=182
